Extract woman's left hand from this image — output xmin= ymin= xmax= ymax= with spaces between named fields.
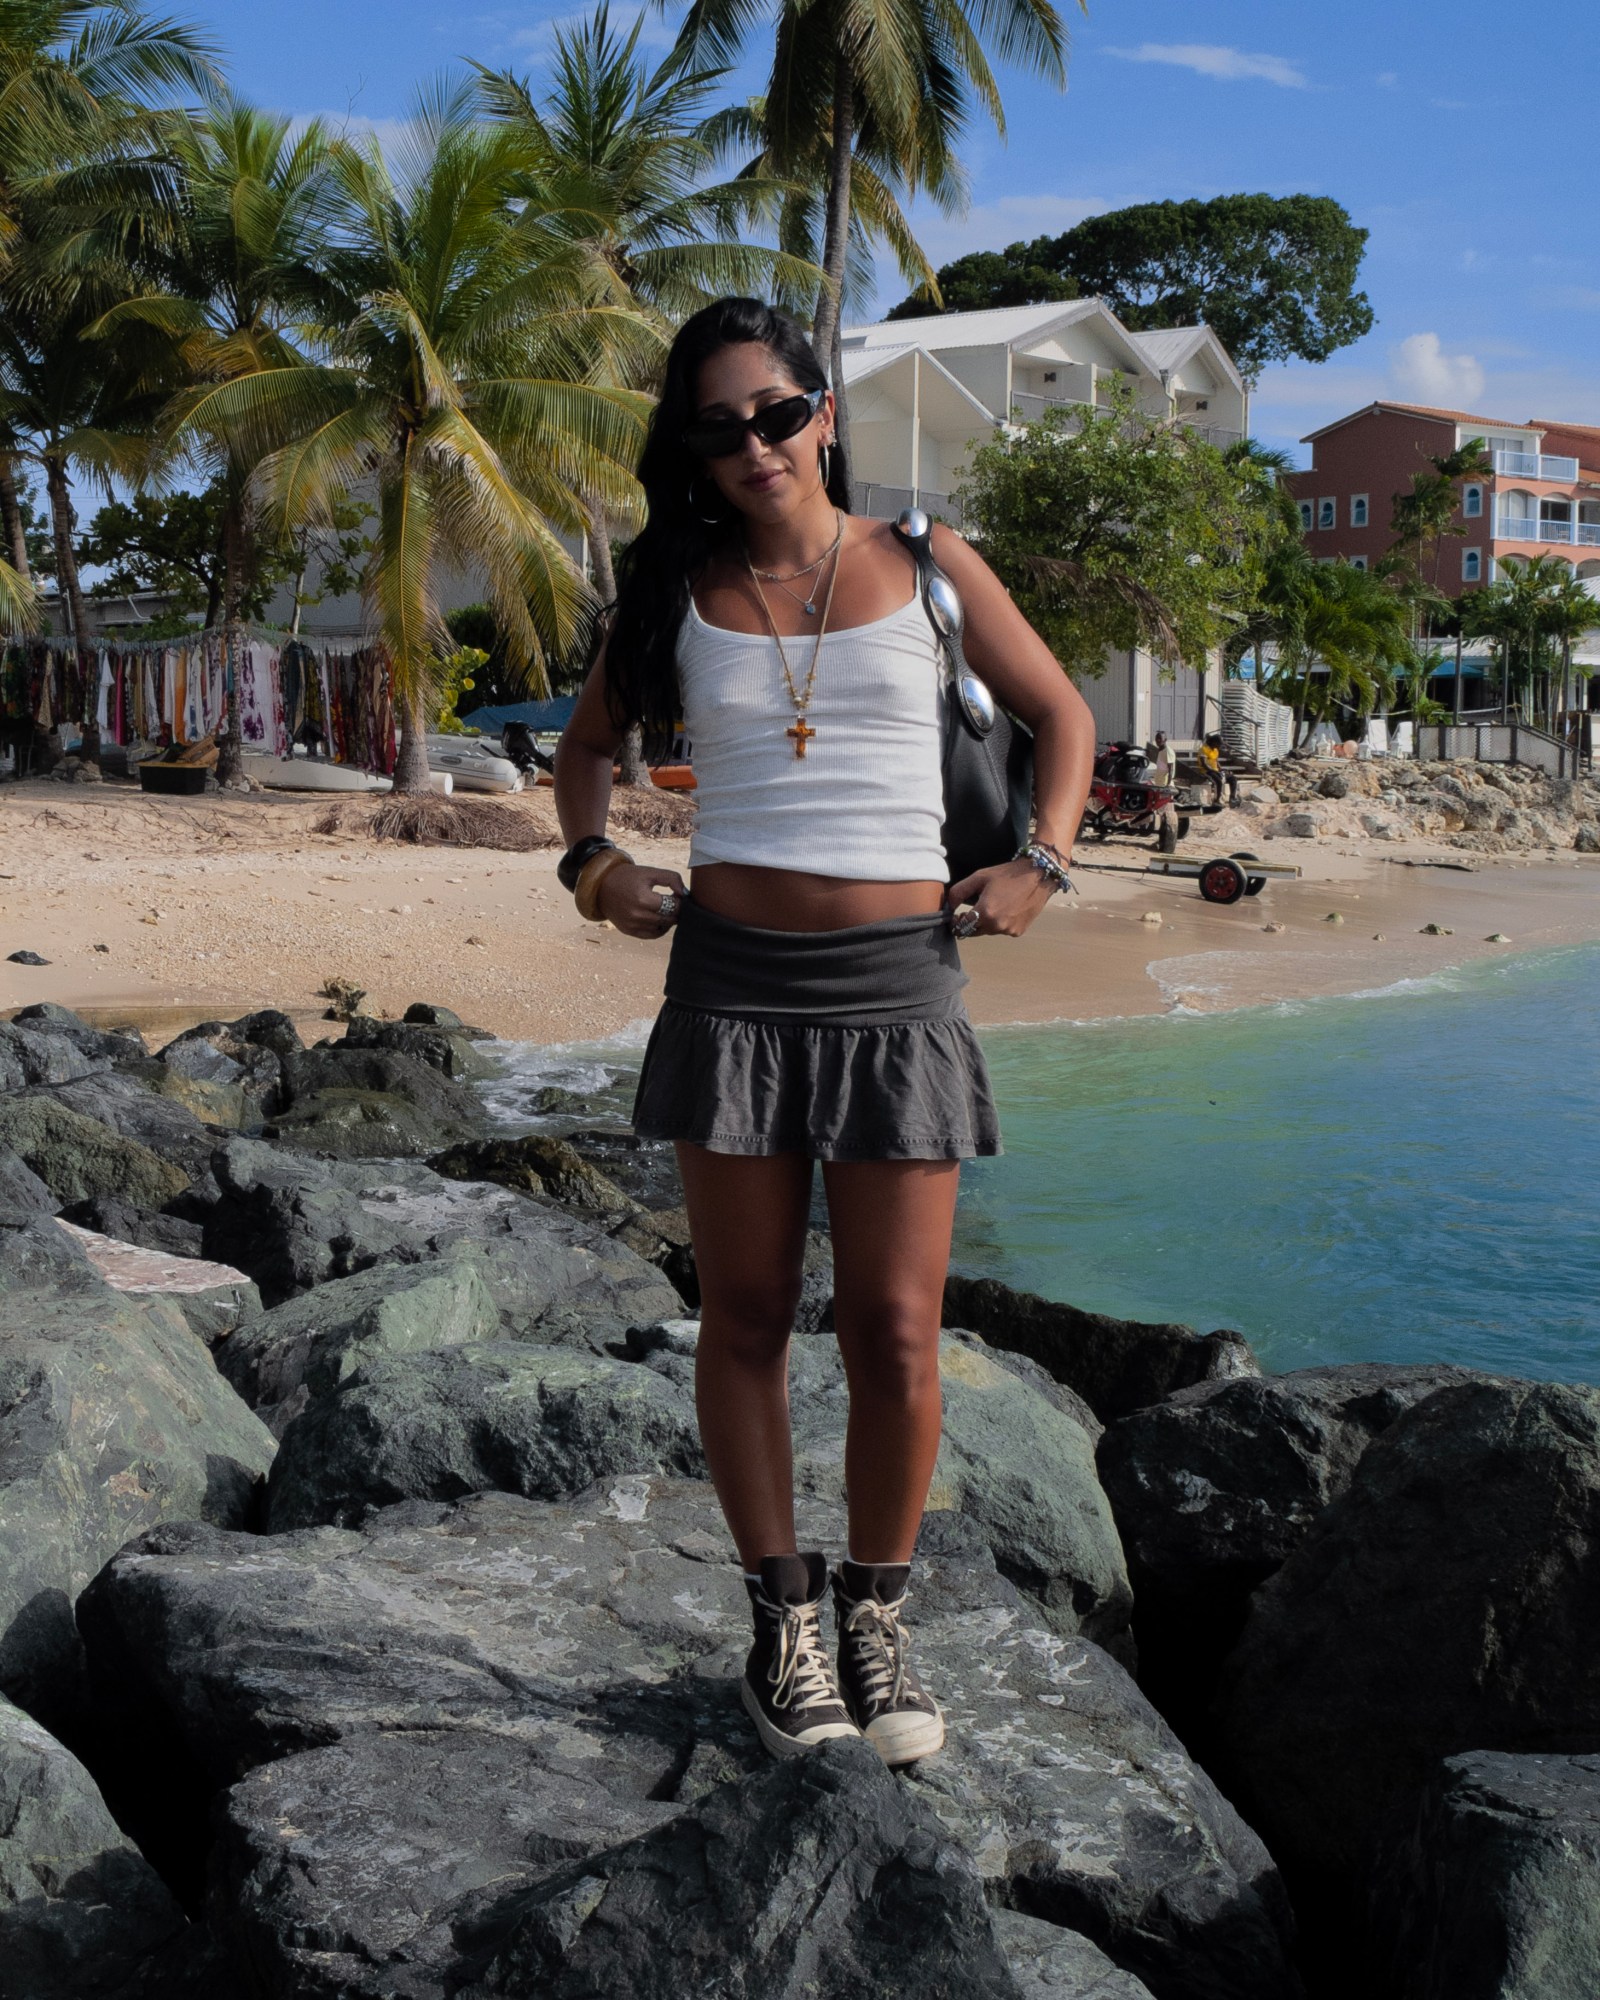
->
xmin=944 ymin=857 xmax=1057 ymax=938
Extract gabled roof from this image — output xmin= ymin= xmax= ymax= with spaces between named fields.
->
xmin=1303 ymin=401 xmax=1538 ymax=444
xmin=1123 ymin=323 xmax=1244 ymax=394
xmin=839 ymin=343 xmax=995 ymax=427
xmin=844 ymin=298 xmax=1108 ymax=353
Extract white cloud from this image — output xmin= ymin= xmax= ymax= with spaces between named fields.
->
xmin=864 ymin=193 xmax=1108 ymax=317
xmin=1376 ymin=71 xmax=1398 ymax=88
xmin=1104 ymin=43 xmax=1307 ymax=88
xmin=510 ymin=6 xmax=675 ymax=60
xmin=1389 ymin=331 xmax=1486 ymax=406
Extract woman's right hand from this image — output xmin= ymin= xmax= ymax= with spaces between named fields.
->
xmin=596 ymin=862 xmax=689 ymax=938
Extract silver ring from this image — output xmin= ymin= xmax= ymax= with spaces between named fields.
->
xmin=657 ymin=891 xmax=680 ymax=928
xmin=951 ymin=907 xmax=981 ymax=939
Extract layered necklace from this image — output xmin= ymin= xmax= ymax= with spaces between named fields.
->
xmin=747 ymin=510 xmax=844 ymax=616
xmin=743 ymin=510 xmax=844 ymax=760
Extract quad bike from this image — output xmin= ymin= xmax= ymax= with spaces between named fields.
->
xmin=1080 ymin=744 xmax=1189 ymax=853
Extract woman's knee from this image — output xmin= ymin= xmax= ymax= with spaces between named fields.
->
xmin=836 ymin=1304 xmax=942 ymax=1408
xmin=698 ymin=1274 xmax=805 ymax=1367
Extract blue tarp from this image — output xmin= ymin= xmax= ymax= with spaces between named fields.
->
xmin=457 ymin=697 xmax=577 ymax=734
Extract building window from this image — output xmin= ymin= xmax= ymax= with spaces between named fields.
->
xmin=1350 ymin=494 xmax=1369 ymax=527
xmin=1463 ymin=484 xmax=1483 ymax=518
xmin=1298 ymin=499 xmax=1314 ymax=532
xmin=1349 ymin=554 xmax=1368 ymax=571
xmin=1317 ymin=497 xmax=1336 ymax=530
xmin=1463 ymin=547 xmax=1482 ymax=583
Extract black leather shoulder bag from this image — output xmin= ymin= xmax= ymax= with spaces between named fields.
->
xmin=891 ymin=508 xmax=1034 ymax=884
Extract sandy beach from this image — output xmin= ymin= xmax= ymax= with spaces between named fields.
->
xmin=2 ymin=779 xmax=1597 ymax=1047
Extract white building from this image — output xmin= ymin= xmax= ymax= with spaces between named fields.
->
xmin=841 ymin=299 xmax=1249 ymax=750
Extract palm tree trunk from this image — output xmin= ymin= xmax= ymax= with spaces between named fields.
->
xmin=829 ymin=314 xmax=855 ymax=510
xmin=587 ymin=502 xmax=647 ymax=788
xmin=394 ymin=682 xmax=432 ymax=794
xmin=0 ymin=461 xmax=30 ymax=578
xmin=44 ymin=455 xmax=98 ymax=761
xmin=810 ymin=51 xmax=854 ymax=367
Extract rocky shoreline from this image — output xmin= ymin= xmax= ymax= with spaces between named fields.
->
xmin=2 ymin=998 xmax=1597 ymax=1999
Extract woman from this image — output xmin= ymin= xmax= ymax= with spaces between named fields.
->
xmin=554 ymin=297 xmax=1094 ymax=1768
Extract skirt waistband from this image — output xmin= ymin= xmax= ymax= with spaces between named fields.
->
xmin=663 ymin=897 xmax=967 ymax=1025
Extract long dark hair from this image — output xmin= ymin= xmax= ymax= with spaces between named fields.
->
xmin=605 ymin=296 xmax=852 ymax=758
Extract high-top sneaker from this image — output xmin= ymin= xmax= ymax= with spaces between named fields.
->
xmin=741 ymin=1553 xmax=860 ymax=1759
xmin=832 ymin=1559 xmax=945 ymax=1766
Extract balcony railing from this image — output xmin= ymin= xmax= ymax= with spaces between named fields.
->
xmin=1491 ymin=448 xmax=1580 ymax=481
xmin=1006 ymin=388 xmax=1241 ymax=448
xmin=856 ymin=482 xmax=965 ymax=528
xmin=1494 ymin=510 xmax=1583 ymax=544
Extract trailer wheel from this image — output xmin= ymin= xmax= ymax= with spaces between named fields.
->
xmin=1229 ymin=851 xmax=1261 ymax=862
xmin=1198 ymin=858 xmax=1248 ymax=904
xmin=1244 ymin=876 xmax=1266 ymax=896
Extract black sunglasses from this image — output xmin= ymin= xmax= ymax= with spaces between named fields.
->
xmin=683 ymin=389 xmax=824 ymax=461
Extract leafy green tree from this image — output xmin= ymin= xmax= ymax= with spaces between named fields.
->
xmin=668 ymin=0 xmax=1075 ymax=371
xmin=1385 ymin=437 xmax=1493 ymax=613
xmin=955 ymin=385 xmax=1252 ymax=675
xmin=1257 ymin=559 xmax=1416 ymax=746
xmin=889 ymin=193 xmax=1375 ymax=384
xmin=78 ymin=478 xmax=304 ymax=622
xmin=179 ymin=97 xmax=658 ymax=792
xmin=1464 ymin=555 xmax=1595 ymax=723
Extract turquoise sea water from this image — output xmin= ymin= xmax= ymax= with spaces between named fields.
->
xmin=488 ymin=943 xmax=1600 ymax=1385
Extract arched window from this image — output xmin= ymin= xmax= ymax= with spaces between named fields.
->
xmin=1463 ymin=484 xmax=1483 ymax=518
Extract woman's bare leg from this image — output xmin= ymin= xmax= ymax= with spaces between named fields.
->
xmin=821 ymin=1158 xmax=961 ymax=1565
xmin=675 ymin=1142 xmax=814 ymax=1570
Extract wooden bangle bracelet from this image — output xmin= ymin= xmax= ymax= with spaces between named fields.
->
xmin=574 ymin=846 xmax=633 ymax=921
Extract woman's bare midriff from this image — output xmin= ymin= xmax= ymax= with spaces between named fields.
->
xmin=689 ymin=863 xmax=944 ymax=932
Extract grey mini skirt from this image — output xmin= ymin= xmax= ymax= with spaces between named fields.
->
xmin=631 ymin=898 xmax=1001 ymax=1161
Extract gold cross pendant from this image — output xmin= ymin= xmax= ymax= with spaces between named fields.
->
xmin=786 ymin=717 xmax=816 ymax=759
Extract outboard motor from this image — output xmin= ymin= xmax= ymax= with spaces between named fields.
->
xmin=501 ymin=721 xmax=554 ymax=776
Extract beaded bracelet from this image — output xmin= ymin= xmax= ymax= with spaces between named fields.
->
xmin=1017 ymin=841 xmax=1074 ymax=894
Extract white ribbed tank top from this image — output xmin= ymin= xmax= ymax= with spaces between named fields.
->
xmin=677 ymin=591 xmax=946 ymax=882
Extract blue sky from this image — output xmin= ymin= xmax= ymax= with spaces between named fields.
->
xmin=190 ymin=0 xmax=1599 ymax=465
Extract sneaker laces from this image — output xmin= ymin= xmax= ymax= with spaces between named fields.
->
xmin=841 ymin=1593 xmax=909 ymax=1708
xmin=766 ymin=1598 xmax=841 ymax=1715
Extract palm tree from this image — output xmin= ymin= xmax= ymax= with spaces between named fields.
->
xmin=0 ymin=1 xmax=221 ymax=582
xmin=474 ymin=6 xmax=818 ymax=779
xmin=178 ymin=96 xmax=659 ymax=792
xmin=1465 ymin=555 xmax=1594 ymax=725
xmin=668 ymin=0 xmax=1076 ymax=368
xmin=1260 ymin=559 xmax=1416 ymax=747
xmin=94 ymin=98 xmax=348 ymax=776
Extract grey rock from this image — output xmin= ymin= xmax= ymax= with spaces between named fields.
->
xmin=217 ymin=1254 xmax=501 ymax=1434
xmin=211 ymin=1727 xmax=678 ymax=1999
xmin=1317 ymin=770 xmax=1350 ymax=799
xmin=942 ymin=1274 xmax=1258 ymax=1425
xmin=156 ymin=1033 xmax=245 ymax=1086
xmin=0 ymin=1096 xmax=188 ymax=1208
xmin=57 ymin=1195 xmax=203 ymax=1260
xmin=994 ymin=1913 xmax=1156 ymax=1998
xmin=341 ymin=1014 xmax=499 ymax=1080
xmin=1217 ymin=1380 xmax=1600 ymax=1891
xmin=10 ymin=1004 xmax=145 ymax=1066
xmin=0 ymin=1692 xmax=188 ymax=2000
xmin=1372 ymin=1751 xmax=1600 ymax=2000
xmin=0 ymin=1219 xmax=275 ymax=1738
xmin=1097 ymin=1363 xmax=1493 ymax=1729
xmin=221 ymin=1009 xmax=304 ymax=1059
xmin=1575 ymin=822 xmax=1600 ymax=854
xmin=270 ymin=1044 xmax=482 ymax=1159
xmin=44 ymin=1070 xmax=214 ymax=1178
xmin=0 ymin=1143 xmax=56 ymax=1222
xmin=0 ymin=1021 xmax=97 ymax=1094
xmin=265 ymin=1340 xmax=705 ymax=1527
xmin=769 ymin=1334 xmax=1130 ymax=1653
xmin=474 ymin=1737 xmax=1021 ymax=1999
xmin=80 ymin=1483 xmax=1294 ymax=2000
xmin=430 ymin=1133 xmax=638 ymax=1216
xmin=201 ymin=1139 xmax=424 ymax=1303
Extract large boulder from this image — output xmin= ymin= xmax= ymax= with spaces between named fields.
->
xmin=267 ymin=1044 xmax=482 ymax=1158
xmin=215 ymin=1255 xmax=500 ymax=1434
xmin=942 ymin=1274 xmax=1258 ymax=1425
xmin=1371 ymin=1751 xmax=1600 ymax=2000
xmin=0 ymin=1020 xmax=98 ymax=1093
xmin=1097 ymin=1363 xmax=1493 ymax=1732
xmin=995 ymin=1913 xmax=1156 ymax=1998
xmin=0 ymin=1219 xmax=276 ymax=1739
xmin=8 ymin=1003 xmax=145 ymax=1067
xmin=40 ymin=1070 xmax=214 ymax=1181
xmin=430 ymin=1133 xmax=637 ymax=1216
xmin=79 ymin=1483 xmax=1297 ymax=2000
xmin=1216 ymin=1380 xmax=1600 ymax=1897
xmin=0 ymin=1096 xmax=187 ymax=1208
xmin=472 ymin=1737 xmax=1021 ymax=1999
xmin=339 ymin=1014 xmax=499 ymax=1081
xmin=265 ymin=1342 xmax=705 ymax=1528
xmin=57 ymin=1195 xmax=204 ymax=1260
xmin=0 ymin=1692 xmax=189 ymax=2000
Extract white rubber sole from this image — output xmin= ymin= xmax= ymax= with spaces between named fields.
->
xmin=862 ymin=1706 xmax=946 ymax=1767
xmin=740 ymin=1677 xmax=861 ymax=1759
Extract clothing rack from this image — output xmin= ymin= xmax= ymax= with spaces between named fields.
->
xmin=0 ymin=626 xmax=395 ymax=778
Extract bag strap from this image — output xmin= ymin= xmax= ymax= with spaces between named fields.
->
xmin=890 ymin=507 xmax=965 ymax=684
